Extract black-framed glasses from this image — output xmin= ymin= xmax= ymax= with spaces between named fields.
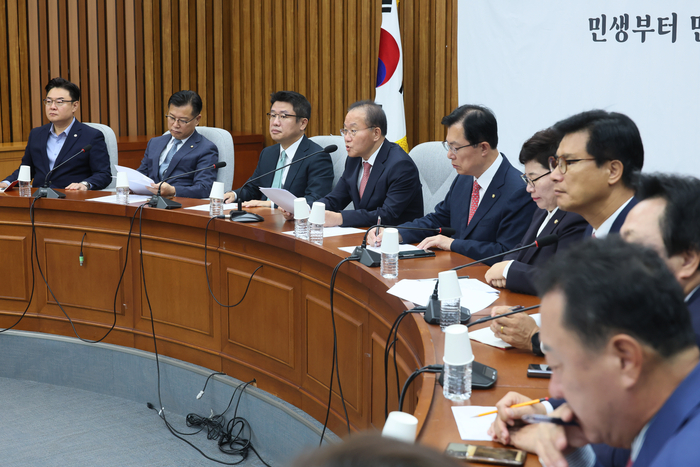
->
xmin=340 ymin=127 xmax=377 ymax=137
xmin=548 ymin=155 xmax=596 ymax=174
xmin=43 ymin=98 xmax=76 ymax=107
xmin=267 ymin=112 xmax=299 ymax=121
xmin=165 ymin=114 xmax=197 ymax=125
xmin=442 ymin=141 xmax=479 ymax=153
xmin=520 ymin=171 xmax=551 ymax=188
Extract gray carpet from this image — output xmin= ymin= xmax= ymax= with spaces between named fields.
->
xmin=0 ymin=376 xmax=271 ymax=467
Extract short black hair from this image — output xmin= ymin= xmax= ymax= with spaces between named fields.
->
xmin=536 ymin=236 xmax=695 ymax=358
xmin=45 ymin=77 xmax=80 ymax=102
xmin=348 ymin=100 xmax=387 ymax=136
xmin=441 ymin=104 xmax=498 ymax=149
xmin=636 ymin=173 xmax=700 ymax=260
xmin=519 ymin=128 xmax=562 ymax=168
xmin=270 ymin=90 xmax=311 ymax=120
xmin=168 ymin=90 xmax=203 ymax=116
xmin=553 ymin=110 xmax=644 ymax=188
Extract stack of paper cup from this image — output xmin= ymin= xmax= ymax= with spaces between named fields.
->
xmin=443 ymin=324 xmax=473 ymax=366
xmin=293 ymin=198 xmax=310 ymax=219
xmin=381 ymin=411 xmax=419 ymax=443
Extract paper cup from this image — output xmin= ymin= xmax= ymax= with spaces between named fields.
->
xmin=293 ymin=198 xmax=310 ymax=219
xmin=116 ymin=172 xmax=129 ymax=188
xmin=438 ymin=270 xmax=461 ymax=300
xmin=18 ymin=165 xmax=31 ymax=182
xmin=309 ymin=202 xmax=325 ymax=225
xmin=209 ymin=181 xmax=225 ymax=200
xmin=381 ymin=228 xmax=400 ymax=254
xmin=443 ymin=324 xmax=474 ymax=366
xmin=381 ymin=411 xmax=418 ymax=443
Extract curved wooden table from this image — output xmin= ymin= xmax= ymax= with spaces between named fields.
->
xmin=0 ymin=190 xmax=546 ymax=465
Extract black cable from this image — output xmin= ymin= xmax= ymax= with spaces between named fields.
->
xmin=383 ymin=309 xmax=423 ymax=419
xmin=197 ymin=371 xmax=227 ymax=400
xmin=398 ymin=365 xmax=443 ymax=412
xmin=319 ymin=257 xmax=353 ymax=445
xmin=203 ymin=216 xmax=262 ymax=307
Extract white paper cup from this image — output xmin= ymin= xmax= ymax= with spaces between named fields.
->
xmin=294 ymin=198 xmax=310 ymax=219
xmin=116 ymin=172 xmax=129 ymax=188
xmin=309 ymin=202 xmax=325 ymax=224
xmin=209 ymin=181 xmax=225 ymax=200
xmin=438 ymin=270 xmax=461 ymax=300
xmin=381 ymin=411 xmax=418 ymax=443
xmin=381 ymin=228 xmax=400 ymax=254
xmin=18 ymin=165 xmax=31 ymax=182
xmin=443 ymin=324 xmax=474 ymax=366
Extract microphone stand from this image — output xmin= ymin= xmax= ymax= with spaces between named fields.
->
xmin=35 ymin=146 xmax=92 ymax=199
xmin=147 ymin=162 xmax=226 ymax=210
xmin=350 ymin=225 xmax=455 ymax=267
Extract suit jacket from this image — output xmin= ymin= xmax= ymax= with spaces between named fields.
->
xmin=234 ymin=135 xmax=333 ymax=205
xmin=137 ymin=130 xmax=218 ymax=199
xmin=317 ymin=139 xmax=423 ymax=227
xmin=399 ymin=155 xmax=537 ymax=265
xmin=584 ymin=197 xmax=639 ymax=237
xmin=503 ymin=208 xmax=589 ymax=295
xmin=4 ymin=120 xmax=111 ymax=190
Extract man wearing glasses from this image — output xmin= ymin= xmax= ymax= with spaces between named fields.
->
xmin=312 ymin=100 xmax=423 ymax=227
xmin=369 ymin=104 xmax=534 ymax=264
xmin=136 ymin=90 xmax=218 ymax=198
xmin=1 ymin=77 xmax=111 ymax=191
xmin=224 ymin=91 xmax=333 ymax=206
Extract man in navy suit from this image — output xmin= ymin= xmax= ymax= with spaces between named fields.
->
xmin=490 ymin=238 xmax=700 ymax=467
xmin=315 ymin=100 xmax=422 ymax=227
xmin=369 ymin=104 xmax=535 ymax=264
xmin=1 ymin=77 xmax=111 ymax=191
xmin=224 ymin=91 xmax=333 ymax=206
xmin=137 ymin=90 xmax=218 ymax=198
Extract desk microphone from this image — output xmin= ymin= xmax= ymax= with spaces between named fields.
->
xmin=147 ymin=161 xmax=227 ymax=209
xmin=34 ymin=144 xmax=92 ymax=199
xmin=351 ymin=225 xmax=457 ymax=267
xmin=227 ymin=145 xmax=337 ymax=223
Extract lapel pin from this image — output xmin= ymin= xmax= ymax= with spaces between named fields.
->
xmin=191 ymin=145 xmax=194 ymax=148
xmin=491 ymin=194 xmax=495 ymax=198
xmin=74 ymin=134 xmax=77 ymax=137
xmin=554 ymin=219 xmax=559 ymax=224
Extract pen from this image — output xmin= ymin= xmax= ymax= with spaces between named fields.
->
xmin=375 ymin=215 xmax=381 ymax=247
xmin=474 ymin=397 xmax=549 ymax=417
xmin=522 ymin=414 xmax=579 ymax=426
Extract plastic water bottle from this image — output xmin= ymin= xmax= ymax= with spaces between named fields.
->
xmin=116 ymin=186 xmax=129 ymax=204
xmin=19 ymin=181 xmax=31 ymax=197
xmin=308 ymin=202 xmax=325 ymax=246
xmin=381 ymin=252 xmax=399 ymax=279
xmin=443 ymin=361 xmax=473 ymax=401
xmin=295 ymin=218 xmax=309 ymax=240
xmin=209 ymin=197 xmax=223 ymax=217
xmin=309 ymin=222 xmax=323 ymax=245
xmin=440 ymin=298 xmax=461 ymax=331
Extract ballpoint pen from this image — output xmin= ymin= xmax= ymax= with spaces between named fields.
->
xmin=474 ymin=397 xmax=549 ymax=417
xmin=375 ymin=215 xmax=381 ymax=247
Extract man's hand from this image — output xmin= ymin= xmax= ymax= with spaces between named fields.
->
xmin=485 ymin=261 xmax=510 ymax=288
xmin=488 ymin=391 xmax=547 ymax=447
xmin=324 ymin=211 xmax=343 ymax=227
xmin=242 ymin=200 xmax=272 ymax=208
xmin=223 ymin=191 xmax=236 ymax=203
xmin=66 ymin=182 xmax=88 ymax=191
xmin=416 ymin=234 xmax=454 ymax=251
xmin=490 ymin=306 xmax=539 ymax=351
xmin=148 ymin=182 xmax=175 ymax=196
xmin=281 ymin=209 xmax=294 ymax=221
xmin=0 ymin=181 xmax=9 ymax=189
xmin=366 ymin=227 xmax=385 ymax=247
xmin=530 ymin=404 xmax=591 ymax=467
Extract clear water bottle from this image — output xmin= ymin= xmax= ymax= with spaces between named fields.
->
xmin=116 ymin=186 xmax=129 ymax=204
xmin=295 ymin=218 xmax=309 ymax=240
xmin=443 ymin=361 xmax=472 ymax=401
xmin=19 ymin=181 xmax=31 ymax=197
xmin=309 ymin=222 xmax=323 ymax=245
xmin=381 ymin=252 xmax=399 ymax=279
xmin=440 ymin=298 xmax=461 ymax=331
xmin=209 ymin=197 xmax=223 ymax=217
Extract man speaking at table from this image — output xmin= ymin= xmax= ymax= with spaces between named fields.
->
xmin=0 ymin=77 xmax=111 ymax=191
xmin=136 ymin=90 xmax=218 ymax=198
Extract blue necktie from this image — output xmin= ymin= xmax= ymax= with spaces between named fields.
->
xmin=159 ymin=139 xmax=182 ymax=180
xmin=271 ymin=150 xmax=288 ymax=189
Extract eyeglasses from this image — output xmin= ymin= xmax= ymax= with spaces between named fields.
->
xmin=43 ymin=99 xmax=76 ymax=107
xmin=442 ymin=141 xmax=479 ymax=153
xmin=267 ymin=112 xmax=300 ymax=121
xmin=548 ymin=155 xmax=596 ymax=174
xmin=165 ymin=114 xmax=197 ymax=125
xmin=520 ymin=171 xmax=551 ymax=188
xmin=340 ymin=127 xmax=377 ymax=137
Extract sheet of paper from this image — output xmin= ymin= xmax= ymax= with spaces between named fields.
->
xmin=185 ymin=202 xmax=239 ymax=212
xmin=387 ymin=278 xmax=499 ymax=313
xmin=451 ymin=406 xmax=497 ymax=441
xmin=86 ymin=194 xmax=152 ymax=204
xmin=469 ymin=313 xmax=542 ymax=349
xmin=259 ymin=187 xmax=298 ymax=213
xmin=337 ymin=244 xmax=425 ymax=255
xmin=282 ymin=227 xmax=365 ymax=238
xmin=116 ymin=165 xmax=155 ymax=195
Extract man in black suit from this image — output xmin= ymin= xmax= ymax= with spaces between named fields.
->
xmin=224 ymin=91 xmax=333 ymax=206
xmin=1 ymin=77 xmax=111 ymax=191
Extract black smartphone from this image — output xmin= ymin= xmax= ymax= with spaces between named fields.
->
xmin=445 ymin=443 xmax=526 ymax=466
xmin=527 ymin=363 xmax=552 ymax=378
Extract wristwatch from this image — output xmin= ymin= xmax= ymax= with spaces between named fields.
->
xmin=81 ymin=181 xmax=92 ymax=190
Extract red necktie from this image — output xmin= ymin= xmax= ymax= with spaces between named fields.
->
xmin=626 ymin=457 xmax=633 ymax=467
xmin=468 ymin=179 xmax=480 ymax=224
xmin=359 ymin=161 xmax=371 ymax=198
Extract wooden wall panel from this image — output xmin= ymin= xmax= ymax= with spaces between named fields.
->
xmin=3 ymin=0 xmax=458 ymax=149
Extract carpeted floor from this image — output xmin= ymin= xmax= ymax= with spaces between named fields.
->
xmin=0 ymin=377 xmax=272 ymax=467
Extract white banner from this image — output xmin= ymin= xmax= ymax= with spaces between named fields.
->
xmin=458 ymin=1 xmax=700 ymax=177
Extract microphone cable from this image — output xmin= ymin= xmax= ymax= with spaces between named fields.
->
xmin=398 ymin=365 xmax=444 ymax=412
xmin=383 ymin=309 xmax=424 ymax=419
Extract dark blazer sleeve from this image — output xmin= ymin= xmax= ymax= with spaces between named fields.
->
xmin=82 ymin=129 xmax=111 ymax=190
xmin=398 ymin=176 xmax=457 ymax=244
xmin=297 ymin=153 xmax=334 ymax=205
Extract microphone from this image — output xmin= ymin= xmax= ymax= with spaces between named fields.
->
xmin=227 ymin=145 xmax=337 ymax=223
xmin=34 ymin=144 xmax=92 ymax=199
xmin=147 ymin=160 xmax=227 ymax=209
xmin=421 ymin=234 xmax=559 ymax=325
xmin=351 ymin=224 xmax=457 ymax=267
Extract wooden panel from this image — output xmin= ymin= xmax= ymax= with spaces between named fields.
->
xmin=0 ymin=234 xmax=30 ymax=301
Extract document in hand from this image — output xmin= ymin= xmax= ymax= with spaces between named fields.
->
xmin=115 ymin=165 xmax=155 ymax=195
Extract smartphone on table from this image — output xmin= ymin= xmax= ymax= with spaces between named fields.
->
xmin=445 ymin=443 xmax=526 ymax=466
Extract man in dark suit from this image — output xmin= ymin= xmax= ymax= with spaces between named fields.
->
xmin=137 ymin=90 xmax=218 ymax=199
xmin=224 ymin=91 xmax=333 ymax=206
xmin=314 ymin=100 xmax=422 ymax=227
xmin=369 ymin=104 xmax=535 ymax=264
xmin=489 ymin=238 xmax=700 ymax=467
xmin=1 ymin=77 xmax=111 ymax=191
